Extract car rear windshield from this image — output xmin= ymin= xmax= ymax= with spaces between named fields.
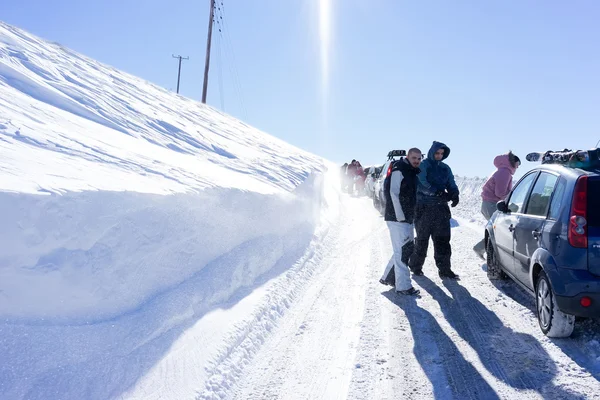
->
xmin=589 ymin=177 xmax=600 ymax=227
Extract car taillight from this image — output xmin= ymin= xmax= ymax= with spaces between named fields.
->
xmin=386 ymin=163 xmax=393 ymax=177
xmin=581 ymin=297 xmax=592 ymax=307
xmin=568 ymin=176 xmax=588 ymax=248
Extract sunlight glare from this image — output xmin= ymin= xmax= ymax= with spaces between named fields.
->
xmin=318 ymin=0 xmax=331 ymax=96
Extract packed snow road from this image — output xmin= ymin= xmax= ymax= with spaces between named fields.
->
xmin=227 ymin=194 xmax=600 ymax=400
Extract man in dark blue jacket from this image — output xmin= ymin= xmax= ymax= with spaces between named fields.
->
xmin=409 ymin=141 xmax=460 ymax=279
xmin=379 ymin=148 xmax=423 ymax=296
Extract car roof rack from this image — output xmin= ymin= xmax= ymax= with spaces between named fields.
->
xmin=526 ymin=148 xmax=600 ymax=170
xmin=387 ymin=150 xmax=406 ymax=160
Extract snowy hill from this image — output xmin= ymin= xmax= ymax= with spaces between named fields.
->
xmin=0 ymin=20 xmax=331 ymax=320
xmin=0 ymin=21 xmax=324 ymax=195
xmin=0 ymin=21 xmax=335 ymax=399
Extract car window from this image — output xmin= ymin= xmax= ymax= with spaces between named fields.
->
xmin=526 ymin=173 xmax=559 ymax=217
xmin=548 ymin=177 xmax=566 ymax=220
xmin=508 ymin=172 xmax=537 ymax=213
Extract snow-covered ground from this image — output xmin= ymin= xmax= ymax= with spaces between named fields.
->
xmin=231 ymin=194 xmax=600 ymax=400
xmin=1 ymin=21 xmax=600 ymax=400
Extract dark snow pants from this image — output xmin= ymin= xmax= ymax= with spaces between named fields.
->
xmin=409 ymin=203 xmax=452 ymax=274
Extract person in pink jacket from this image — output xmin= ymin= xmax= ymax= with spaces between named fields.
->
xmin=473 ymin=151 xmax=520 ymax=259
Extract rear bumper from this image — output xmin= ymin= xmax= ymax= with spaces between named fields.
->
xmin=554 ymin=293 xmax=600 ymax=318
xmin=548 ymin=268 xmax=600 ymax=317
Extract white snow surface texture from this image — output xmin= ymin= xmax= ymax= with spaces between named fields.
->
xmin=2 ymin=21 xmax=600 ymax=400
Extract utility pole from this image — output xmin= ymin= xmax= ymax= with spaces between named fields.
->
xmin=202 ymin=0 xmax=216 ymax=103
xmin=172 ymin=54 xmax=189 ymax=94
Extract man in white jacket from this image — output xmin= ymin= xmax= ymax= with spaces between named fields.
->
xmin=379 ymin=148 xmax=422 ymax=296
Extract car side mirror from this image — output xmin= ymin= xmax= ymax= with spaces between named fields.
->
xmin=497 ymin=200 xmax=509 ymax=213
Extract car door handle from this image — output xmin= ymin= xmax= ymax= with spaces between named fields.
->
xmin=508 ymin=225 xmax=515 ymax=232
xmin=532 ymin=230 xmax=540 ymax=239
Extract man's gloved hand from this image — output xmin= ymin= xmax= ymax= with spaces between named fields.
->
xmin=451 ymin=195 xmax=460 ymax=208
xmin=436 ymin=190 xmax=451 ymax=201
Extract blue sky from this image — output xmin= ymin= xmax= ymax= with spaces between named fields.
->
xmin=2 ymin=0 xmax=600 ymax=177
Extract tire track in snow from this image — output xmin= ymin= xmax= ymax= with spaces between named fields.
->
xmin=347 ymin=220 xmax=429 ymax=400
xmin=343 ymin=222 xmax=392 ymax=400
xmin=227 ymin=196 xmax=377 ymax=400
xmin=196 ymin=226 xmax=334 ymax=400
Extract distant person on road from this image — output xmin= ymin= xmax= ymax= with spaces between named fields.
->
xmin=340 ymin=163 xmax=349 ymax=191
xmin=473 ymin=151 xmax=521 ymax=259
xmin=379 ymin=148 xmax=423 ymax=296
xmin=354 ymin=162 xmax=366 ymax=194
xmin=346 ymin=160 xmax=357 ymax=194
xmin=409 ymin=141 xmax=460 ymax=279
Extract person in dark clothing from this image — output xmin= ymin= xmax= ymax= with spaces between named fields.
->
xmin=379 ymin=148 xmax=423 ymax=296
xmin=409 ymin=141 xmax=460 ymax=279
xmin=340 ymin=163 xmax=349 ymax=191
xmin=346 ymin=160 xmax=357 ymax=194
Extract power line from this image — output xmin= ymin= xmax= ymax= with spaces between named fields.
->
xmin=202 ymin=0 xmax=247 ymax=117
xmin=217 ymin=1 xmax=248 ymax=119
xmin=214 ymin=17 xmax=225 ymax=110
xmin=172 ymin=54 xmax=189 ymax=94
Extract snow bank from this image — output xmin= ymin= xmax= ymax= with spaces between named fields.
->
xmin=0 ymin=169 xmax=339 ymax=400
xmin=0 ymin=170 xmax=327 ymax=323
xmin=453 ymin=175 xmax=489 ymax=226
xmin=0 ymin=20 xmax=332 ymax=324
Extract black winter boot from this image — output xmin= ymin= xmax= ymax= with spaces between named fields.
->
xmin=379 ymin=278 xmax=394 ymax=287
xmin=397 ymin=287 xmax=421 ymax=296
xmin=439 ymin=270 xmax=460 ymax=280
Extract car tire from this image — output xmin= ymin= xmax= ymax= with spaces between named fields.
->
xmin=486 ymin=239 xmax=506 ymax=280
xmin=535 ymin=271 xmax=575 ymax=338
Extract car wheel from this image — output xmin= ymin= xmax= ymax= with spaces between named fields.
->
xmin=535 ymin=271 xmax=575 ymax=338
xmin=486 ymin=239 xmax=506 ymax=280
